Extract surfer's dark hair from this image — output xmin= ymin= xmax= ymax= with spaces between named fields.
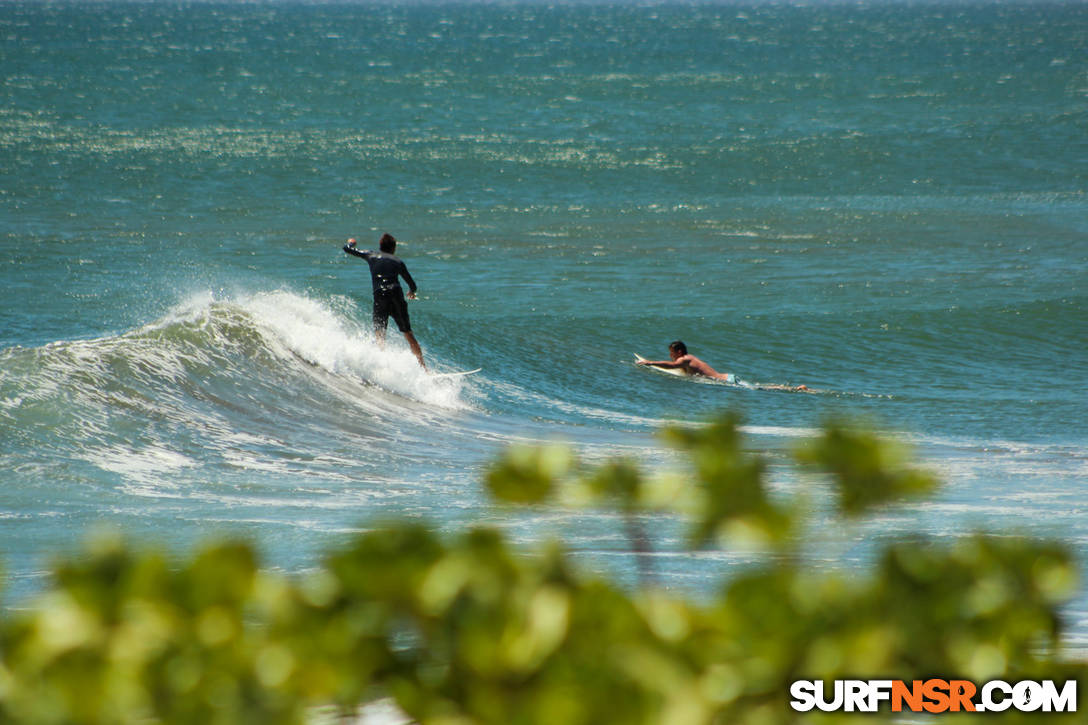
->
xmin=669 ymin=340 xmax=687 ymax=355
xmin=379 ymin=233 xmax=397 ymax=252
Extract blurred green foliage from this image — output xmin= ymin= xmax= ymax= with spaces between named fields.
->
xmin=0 ymin=413 xmax=1083 ymax=724
xmin=796 ymin=420 xmax=939 ymax=517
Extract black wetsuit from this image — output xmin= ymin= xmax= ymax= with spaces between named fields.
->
xmin=343 ymin=245 xmax=417 ymax=332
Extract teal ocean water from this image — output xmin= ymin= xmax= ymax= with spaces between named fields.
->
xmin=2 ymin=0 xmax=1086 ymax=644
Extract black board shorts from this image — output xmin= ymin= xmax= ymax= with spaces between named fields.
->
xmin=373 ymin=290 xmax=411 ymax=332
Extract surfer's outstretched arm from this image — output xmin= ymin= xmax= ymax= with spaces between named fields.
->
xmin=637 ymin=358 xmax=682 ymax=367
xmin=343 ymin=244 xmax=371 ymax=259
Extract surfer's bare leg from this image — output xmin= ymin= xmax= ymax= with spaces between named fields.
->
xmin=403 ymin=331 xmax=426 ymax=370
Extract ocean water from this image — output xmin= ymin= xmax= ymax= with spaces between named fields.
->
xmin=2 ymin=0 xmax=1086 ymax=645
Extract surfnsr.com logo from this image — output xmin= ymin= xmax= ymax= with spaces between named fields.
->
xmin=790 ymin=679 xmax=1077 ymax=714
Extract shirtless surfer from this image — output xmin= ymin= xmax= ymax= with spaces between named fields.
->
xmin=637 ymin=340 xmax=808 ymax=391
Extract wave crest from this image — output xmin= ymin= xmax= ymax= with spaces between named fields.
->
xmin=1 ymin=289 xmax=471 ymax=457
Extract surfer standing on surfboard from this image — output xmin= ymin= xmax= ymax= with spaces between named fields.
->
xmin=343 ymin=233 xmax=426 ymax=370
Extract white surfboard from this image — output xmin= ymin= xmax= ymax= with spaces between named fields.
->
xmin=429 ymin=368 xmax=482 ymax=379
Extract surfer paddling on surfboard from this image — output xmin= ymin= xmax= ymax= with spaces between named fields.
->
xmin=343 ymin=233 xmax=426 ymax=370
xmin=637 ymin=340 xmax=808 ymax=391
xmin=637 ymin=340 xmax=736 ymax=382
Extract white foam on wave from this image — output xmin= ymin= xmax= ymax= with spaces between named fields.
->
xmin=116 ymin=288 xmax=467 ymax=411
xmin=91 ymin=444 xmax=194 ymax=496
xmin=894 ymin=430 xmax=1088 ymax=484
xmin=202 ymin=289 xmax=471 ymax=411
xmin=3 ymin=288 xmax=478 ymax=495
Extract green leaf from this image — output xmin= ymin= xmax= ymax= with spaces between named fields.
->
xmin=484 ymin=444 xmax=574 ymax=505
xmin=663 ymin=413 xmax=794 ymax=547
xmin=796 ymin=420 xmax=939 ymax=516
